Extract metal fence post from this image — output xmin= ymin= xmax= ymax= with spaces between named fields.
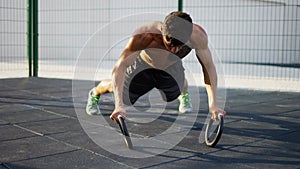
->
xmin=178 ymin=0 xmax=183 ymax=11
xmin=26 ymin=0 xmax=38 ymax=77
xmin=27 ymin=0 xmax=32 ymax=76
xmin=32 ymin=0 xmax=38 ymax=77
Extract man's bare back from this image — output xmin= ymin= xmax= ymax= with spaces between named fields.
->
xmin=131 ymin=21 xmax=208 ymax=70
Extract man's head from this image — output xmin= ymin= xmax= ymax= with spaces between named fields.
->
xmin=162 ymin=11 xmax=193 ymax=48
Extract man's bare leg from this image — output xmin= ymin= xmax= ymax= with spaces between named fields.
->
xmin=94 ymin=79 xmax=113 ymax=95
xmin=181 ymin=78 xmax=188 ymax=95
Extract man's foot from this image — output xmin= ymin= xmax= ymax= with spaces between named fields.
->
xmin=86 ymin=88 xmax=101 ymax=115
xmin=178 ymin=93 xmax=192 ymax=113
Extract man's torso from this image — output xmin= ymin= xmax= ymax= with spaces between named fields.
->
xmin=136 ymin=22 xmax=193 ymax=69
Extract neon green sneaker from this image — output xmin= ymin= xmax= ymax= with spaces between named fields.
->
xmin=86 ymin=88 xmax=101 ymax=115
xmin=178 ymin=93 xmax=192 ymax=113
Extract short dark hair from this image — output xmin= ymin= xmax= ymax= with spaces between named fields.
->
xmin=163 ymin=11 xmax=193 ymax=46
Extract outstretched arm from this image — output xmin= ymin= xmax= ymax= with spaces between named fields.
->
xmin=190 ymin=25 xmax=226 ymax=120
xmin=110 ymin=33 xmax=153 ymax=123
xmin=110 ymin=47 xmax=136 ymax=122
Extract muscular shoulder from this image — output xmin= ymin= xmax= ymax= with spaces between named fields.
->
xmin=125 ymin=33 xmax=154 ymax=51
xmin=126 ymin=21 xmax=162 ymax=51
xmin=190 ymin=24 xmax=209 ymax=50
xmin=133 ymin=21 xmax=162 ymax=35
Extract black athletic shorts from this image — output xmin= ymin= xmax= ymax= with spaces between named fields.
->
xmin=123 ymin=54 xmax=185 ymax=105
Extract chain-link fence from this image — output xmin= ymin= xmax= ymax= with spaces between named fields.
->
xmin=0 ymin=0 xmax=28 ymax=78
xmin=184 ymin=0 xmax=299 ymax=80
xmin=38 ymin=0 xmax=176 ymax=78
xmin=1 ymin=0 xmax=299 ymax=90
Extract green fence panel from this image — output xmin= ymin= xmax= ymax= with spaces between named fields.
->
xmin=1 ymin=0 xmax=299 ymax=90
xmin=38 ymin=0 xmax=176 ymax=79
xmin=184 ymin=0 xmax=300 ymax=80
xmin=0 ymin=1 xmax=28 ymax=78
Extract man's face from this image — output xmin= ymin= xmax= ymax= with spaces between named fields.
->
xmin=162 ymin=35 xmax=183 ymax=54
